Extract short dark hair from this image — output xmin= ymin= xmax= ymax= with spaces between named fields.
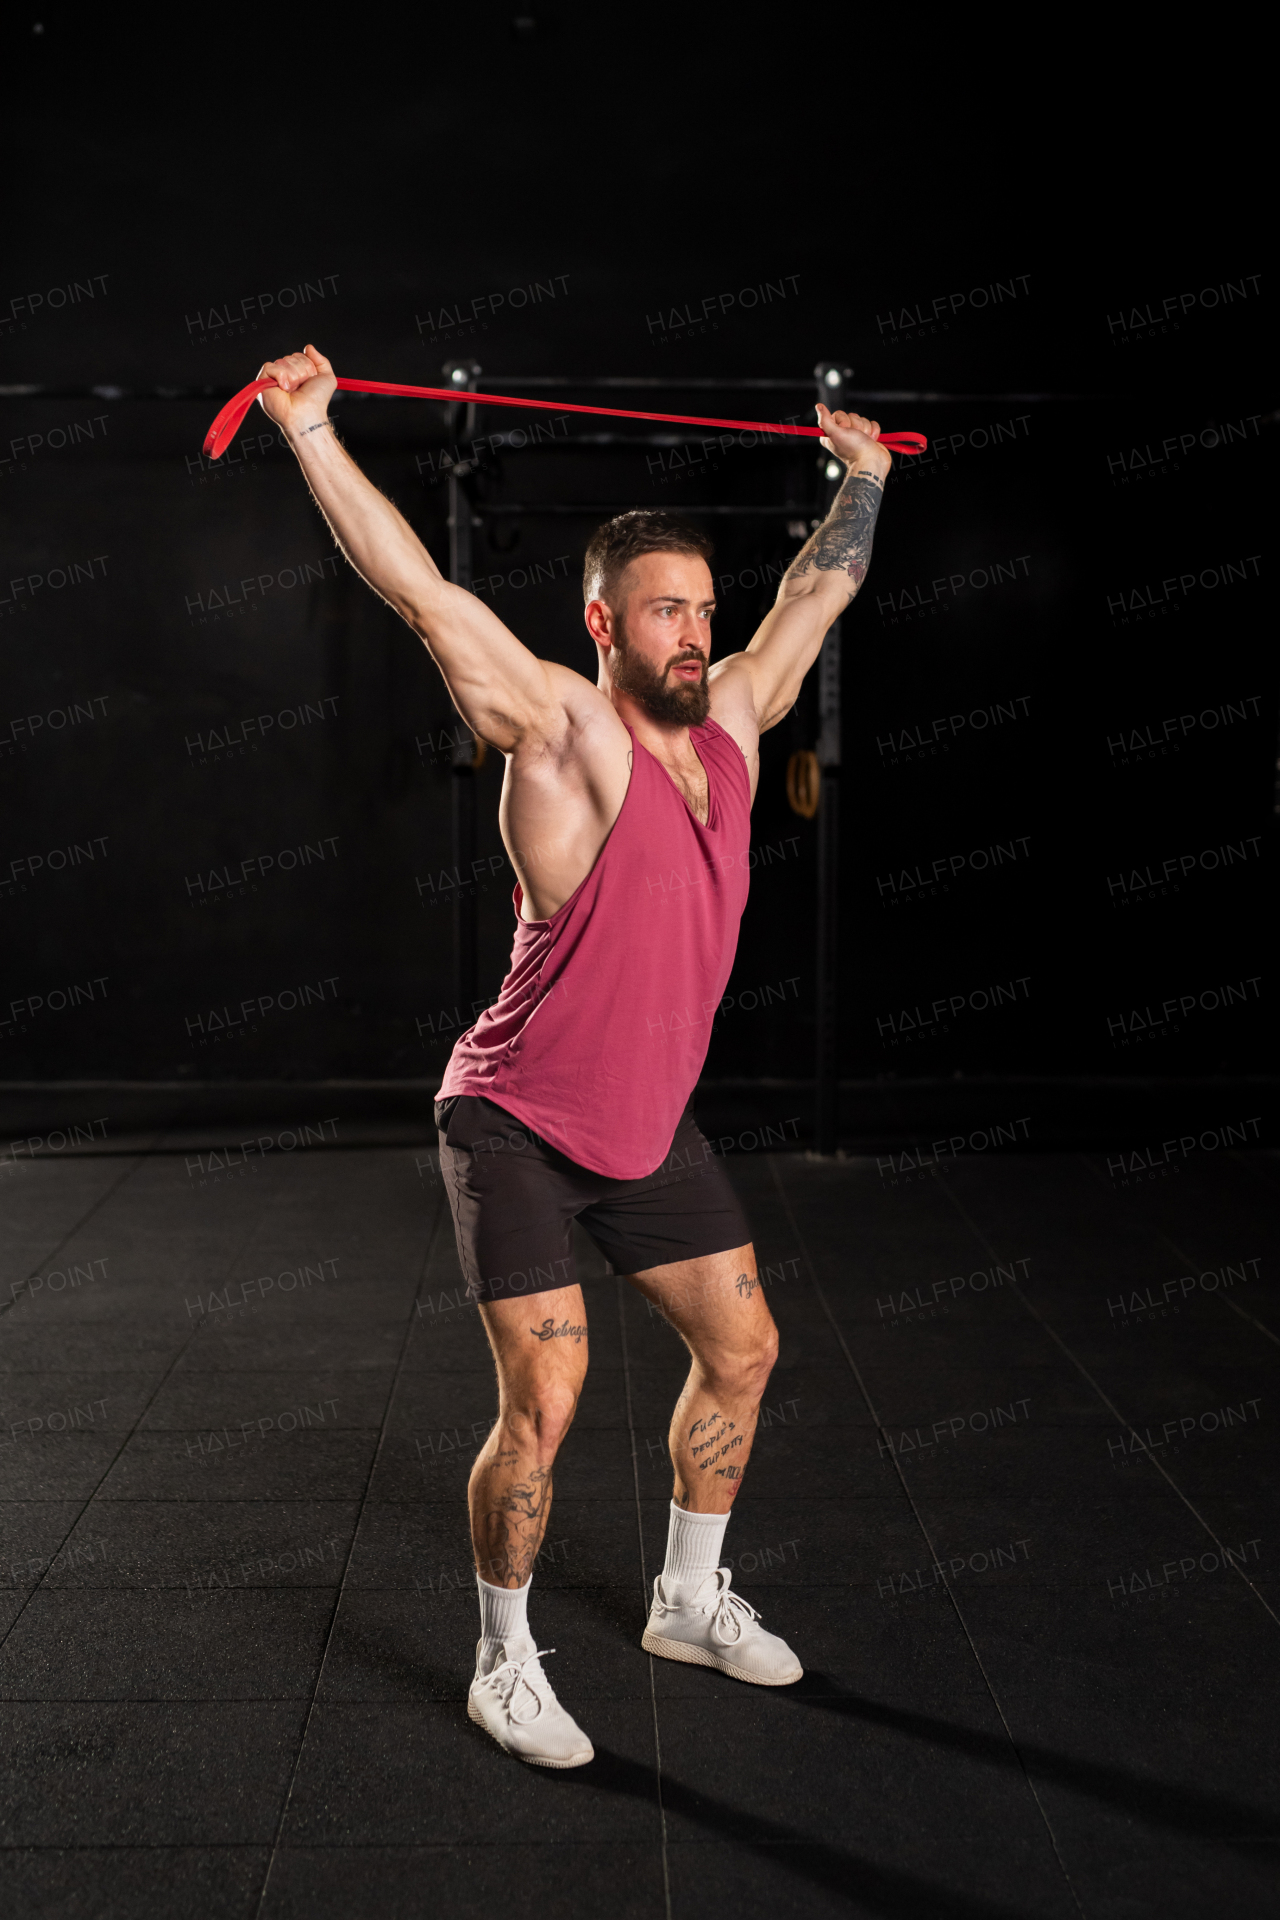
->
xmin=582 ymin=510 xmax=713 ymax=607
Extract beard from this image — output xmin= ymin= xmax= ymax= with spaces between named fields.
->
xmin=610 ymin=626 xmax=710 ymax=727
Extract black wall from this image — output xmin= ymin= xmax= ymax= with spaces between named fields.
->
xmin=3 ymin=8 xmax=1273 ymax=1134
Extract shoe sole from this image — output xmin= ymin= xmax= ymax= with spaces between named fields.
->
xmin=641 ymin=1628 xmax=803 ymax=1686
xmin=467 ymin=1696 xmax=594 ymax=1768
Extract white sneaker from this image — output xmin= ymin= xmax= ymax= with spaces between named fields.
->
xmin=467 ymin=1638 xmax=594 ymax=1768
xmin=642 ymin=1568 xmax=803 ymax=1685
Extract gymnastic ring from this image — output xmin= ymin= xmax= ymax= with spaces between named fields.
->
xmin=786 ymin=749 xmax=820 ymax=819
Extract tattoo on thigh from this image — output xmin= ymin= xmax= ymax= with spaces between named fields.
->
xmin=734 ymin=1272 xmax=759 ymax=1300
xmin=530 ymin=1317 xmax=588 ymax=1344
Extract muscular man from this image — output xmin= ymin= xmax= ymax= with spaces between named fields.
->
xmin=257 ymin=346 xmax=891 ymax=1767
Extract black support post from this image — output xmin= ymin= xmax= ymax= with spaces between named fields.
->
xmin=812 ymin=362 xmax=852 ymax=1153
xmin=445 ymin=360 xmax=481 ymax=1016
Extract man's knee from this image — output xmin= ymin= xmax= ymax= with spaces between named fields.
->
xmin=704 ymin=1320 xmax=778 ymax=1401
xmin=502 ymin=1379 xmax=581 ymax=1461
xmin=746 ymin=1319 xmax=780 ymax=1392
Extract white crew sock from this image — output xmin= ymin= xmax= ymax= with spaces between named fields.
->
xmin=661 ymin=1501 xmax=729 ymax=1595
xmin=476 ymin=1574 xmax=533 ymax=1674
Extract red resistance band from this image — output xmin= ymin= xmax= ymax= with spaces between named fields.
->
xmin=203 ymin=376 xmax=927 ymax=462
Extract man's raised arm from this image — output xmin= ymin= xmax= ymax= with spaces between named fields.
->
xmin=257 ymin=345 xmax=559 ymax=751
xmin=711 ymin=404 xmax=891 ymax=733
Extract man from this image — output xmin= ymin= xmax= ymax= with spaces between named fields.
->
xmin=256 ymin=346 xmax=891 ymax=1767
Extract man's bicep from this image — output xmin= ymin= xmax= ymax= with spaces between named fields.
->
xmin=731 ymin=593 xmax=833 ymax=728
xmin=742 ymin=631 xmax=799 ymax=732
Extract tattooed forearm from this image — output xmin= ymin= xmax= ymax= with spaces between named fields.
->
xmin=789 ymin=467 xmax=885 ymax=597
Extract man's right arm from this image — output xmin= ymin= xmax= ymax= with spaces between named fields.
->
xmin=258 ymin=345 xmax=559 ymax=752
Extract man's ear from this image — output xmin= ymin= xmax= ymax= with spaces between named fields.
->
xmin=584 ymin=597 xmax=614 ymax=646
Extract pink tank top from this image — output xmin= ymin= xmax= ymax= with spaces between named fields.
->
xmin=439 ymin=716 xmax=752 ymax=1178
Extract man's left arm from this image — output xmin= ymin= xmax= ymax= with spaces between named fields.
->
xmin=709 ymin=404 xmax=892 ymax=737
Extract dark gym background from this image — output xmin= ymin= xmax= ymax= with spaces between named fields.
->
xmin=1 ymin=12 xmax=1276 ymax=1920
xmin=3 ymin=13 xmax=1272 ymax=1149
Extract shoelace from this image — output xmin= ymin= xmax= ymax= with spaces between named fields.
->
xmin=706 ymin=1579 xmax=760 ymax=1647
xmin=659 ymin=1568 xmax=760 ymax=1643
xmin=484 ymin=1646 xmax=557 ymax=1726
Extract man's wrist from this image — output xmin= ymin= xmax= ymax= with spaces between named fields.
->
xmin=291 ymin=417 xmax=335 ymax=440
xmin=846 ymin=446 xmax=892 ymax=481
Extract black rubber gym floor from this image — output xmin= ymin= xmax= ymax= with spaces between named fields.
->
xmin=1 ymin=1132 xmax=1276 ymax=1918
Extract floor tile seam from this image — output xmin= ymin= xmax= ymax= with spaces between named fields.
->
xmin=248 ymin=1185 xmax=449 ymax=1920
xmin=25 ymin=1578 xmax=358 ymax=1596
xmin=0 ymin=1370 xmax=206 ymax=1378
xmin=0 ymin=1695 xmax=320 ymax=1705
xmin=0 ymin=1839 xmax=675 ymax=1850
xmin=1 ymin=1149 xmax=155 ymax=1325
xmin=1216 ymin=1294 xmax=1280 ymax=1351
xmin=0 ymin=1835 xmax=278 ymax=1850
xmin=0 ymin=1184 xmax=293 ymax=1656
xmin=0 ymin=1838 xmax=800 ymax=1854
xmin=23 ymin=1420 xmax=401 ymax=1433
xmin=946 ymin=1169 xmax=1280 ymax=1630
xmin=1074 ymin=1151 xmax=1280 ymax=1351
xmin=616 ymin=1275 xmax=673 ymax=1920
xmin=122 ymin=1426 xmax=392 ymax=1435
xmin=4 ymin=1580 xmax=345 ymax=1597
xmin=3 ymin=1496 xmax=363 ymax=1506
xmin=768 ymin=1155 xmax=1089 ymax=1920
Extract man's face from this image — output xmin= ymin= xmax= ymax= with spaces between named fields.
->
xmin=605 ymin=551 xmax=715 ymax=726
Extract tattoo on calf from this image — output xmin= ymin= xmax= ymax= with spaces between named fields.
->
xmin=488 ymin=1464 xmax=553 ymax=1584
xmin=689 ymin=1410 xmax=744 ymax=1472
xmin=790 ymin=469 xmax=885 ymax=597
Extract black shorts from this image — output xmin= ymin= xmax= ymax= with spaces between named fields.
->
xmin=435 ymin=1093 xmax=753 ymax=1306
